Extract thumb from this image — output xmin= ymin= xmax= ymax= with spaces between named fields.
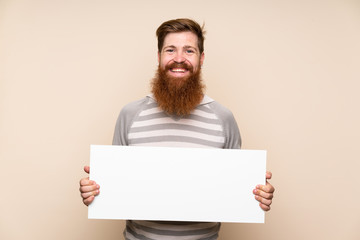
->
xmin=266 ymin=171 xmax=272 ymax=180
xmin=84 ymin=166 xmax=90 ymax=174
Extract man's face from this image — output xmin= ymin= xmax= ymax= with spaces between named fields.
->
xmin=158 ymin=31 xmax=204 ymax=82
xmin=152 ymin=31 xmax=205 ymax=116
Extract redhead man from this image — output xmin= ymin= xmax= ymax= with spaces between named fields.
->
xmin=80 ymin=18 xmax=275 ymax=240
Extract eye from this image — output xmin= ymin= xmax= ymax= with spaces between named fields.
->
xmin=186 ymin=49 xmax=194 ymax=54
xmin=165 ymin=49 xmax=174 ymax=53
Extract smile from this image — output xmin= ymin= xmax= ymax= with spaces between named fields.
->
xmin=170 ymin=68 xmax=187 ymax=73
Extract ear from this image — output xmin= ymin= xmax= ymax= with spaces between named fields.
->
xmin=200 ymin=52 xmax=205 ymax=67
xmin=157 ymin=51 xmax=160 ymax=63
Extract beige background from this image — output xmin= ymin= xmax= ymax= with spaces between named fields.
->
xmin=1 ymin=0 xmax=359 ymax=239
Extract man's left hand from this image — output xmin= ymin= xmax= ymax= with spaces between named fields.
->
xmin=253 ymin=171 xmax=275 ymax=211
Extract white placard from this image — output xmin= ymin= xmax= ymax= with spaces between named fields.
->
xmin=88 ymin=145 xmax=266 ymax=223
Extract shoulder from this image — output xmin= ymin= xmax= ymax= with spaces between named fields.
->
xmin=120 ymin=97 xmax=150 ymax=116
xmin=204 ymin=97 xmax=241 ymax=149
xmin=113 ymin=96 xmax=151 ymax=145
xmin=206 ymin=99 xmax=236 ymax=122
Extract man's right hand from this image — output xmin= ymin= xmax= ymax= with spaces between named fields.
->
xmin=79 ymin=166 xmax=100 ymax=206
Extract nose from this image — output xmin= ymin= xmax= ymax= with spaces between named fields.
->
xmin=173 ymin=51 xmax=185 ymax=63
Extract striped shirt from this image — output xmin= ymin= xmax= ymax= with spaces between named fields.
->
xmin=113 ymin=95 xmax=241 ymax=240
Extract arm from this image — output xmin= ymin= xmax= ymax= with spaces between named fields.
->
xmin=79 ymin=98 xmax=147 ymax=206
xmin=212 ymin=102 xmax=275 ymax=211
xmin=208 ymin=101 xmax=276 ymax=210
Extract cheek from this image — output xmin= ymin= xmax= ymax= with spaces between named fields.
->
xmin=189 ymin=56 xmax=201 ymax=67
xmin=159 ymin=62 xmax=168 ymax=70
xmin=190 ymin=61 xmax=200 ymax=70
xmin=159 ymin=56 xmax=171 ymax=67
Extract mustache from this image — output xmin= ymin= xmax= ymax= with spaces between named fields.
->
xmin=165 ymin=62 xmax=193 ymax=72
xmin=151 ymin=65 xmax=204 ymax=116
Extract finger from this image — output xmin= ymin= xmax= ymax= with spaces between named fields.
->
xmin=259 ymin=203 xmax=271 ymax=211
xmin=80 ymin=184 xmax=100 ymax=193
xmin=79 ymin=177 xmax=95 ymax=187
xmin=255 ymin=195 xmax=272 ymax=206
xmin=83 ymin=195 xmax=95 ymax=206
xmin=84 ymin=166 xmax=90 ymax=174
xmin=256 ymin=183 xmax=275 ymax=194
xmin=266 ymin=171 xmax=272 ymax=180
xmin=253 ymin=188 xmax=273 ymax=199
xmin=81 ymin=189 xmax=100 ymax=199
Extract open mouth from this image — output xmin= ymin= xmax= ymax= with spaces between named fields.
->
xmin=166 ymin=62 xmax=192 ymax=75
xmin=170 ymin=68 xmax=188 ymax=73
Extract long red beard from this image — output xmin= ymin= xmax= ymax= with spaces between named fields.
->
xmin=151 ymin=64 xmax=205 ymax=116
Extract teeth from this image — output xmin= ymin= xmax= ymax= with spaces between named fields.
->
xmin=171 ymin=68 xmax=186 ymax=73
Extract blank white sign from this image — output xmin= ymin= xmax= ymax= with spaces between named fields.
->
xmin=88 ymin=145 xmax=266 ymax=223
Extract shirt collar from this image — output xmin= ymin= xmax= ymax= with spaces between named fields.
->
xmin=146 ymin=94 xmax=214 ymax=106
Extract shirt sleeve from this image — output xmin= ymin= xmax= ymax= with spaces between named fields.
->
xmin=208 ymin=101 xmax=242 ymax=149
xmin=112 ymin=97 xmax=149 ymax=146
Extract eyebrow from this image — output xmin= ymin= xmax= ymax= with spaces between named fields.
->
xmin=163 ymin=45 xmax=176 ymax=49
xmin=184 ymin=45 xmax=198 ymax=51
xmin=163 ymin=45 xmax=198 ymax=52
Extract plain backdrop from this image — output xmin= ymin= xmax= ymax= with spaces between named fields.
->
xmin=1 ymin=0 xmax=359 ymax=239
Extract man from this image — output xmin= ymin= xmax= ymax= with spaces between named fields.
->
xmin=79 ymin=18 xmax=275 ymax=240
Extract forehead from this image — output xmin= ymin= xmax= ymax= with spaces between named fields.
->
xmin=162 ymin=31 xmax=199 ymax=49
